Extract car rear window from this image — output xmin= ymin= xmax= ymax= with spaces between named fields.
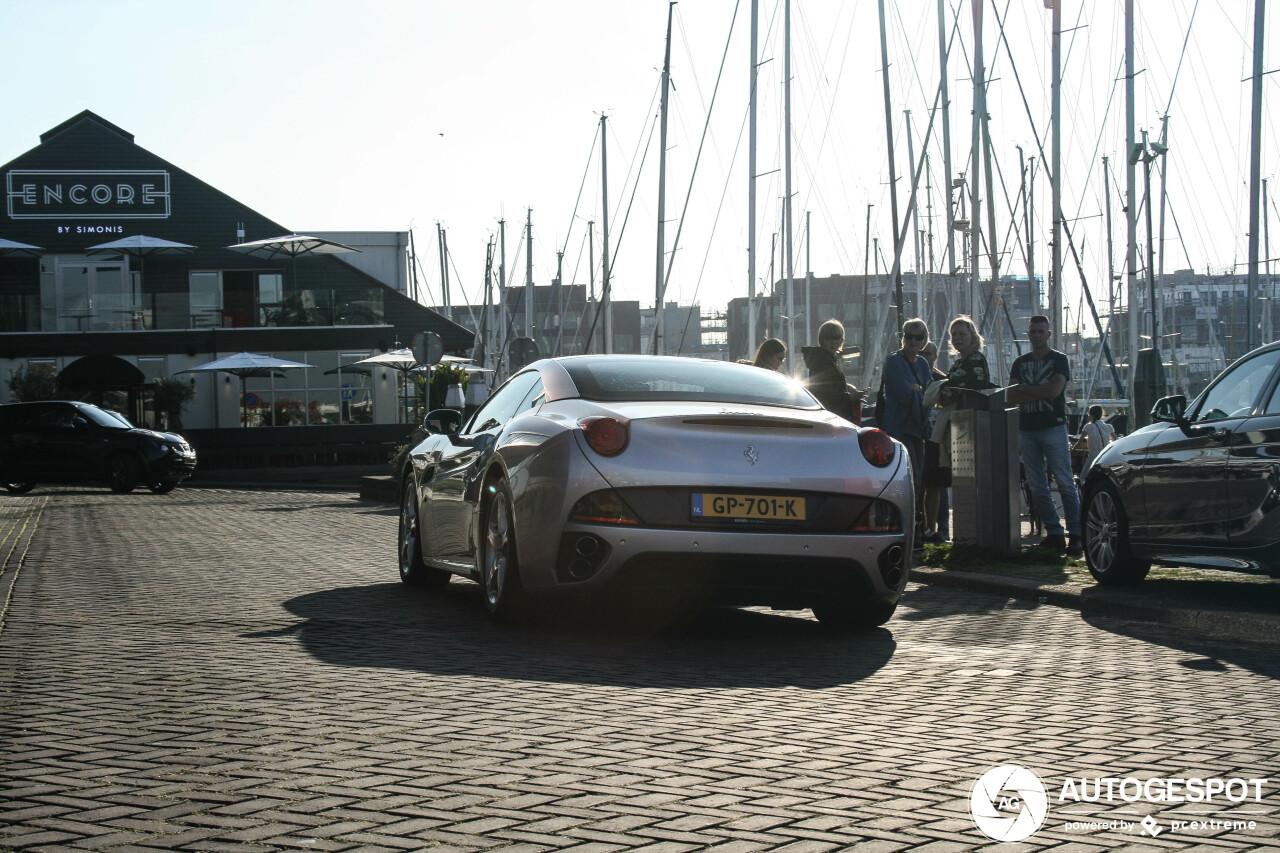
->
xmin=561 ymin=358 xmax=819 ymax=408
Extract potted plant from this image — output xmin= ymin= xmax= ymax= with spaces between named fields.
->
xmin=152 ymin=376 xmax=195 ymax=432
xmin=6 ymin=364 xmax=58 ymax=402
xmin=428 ymin=362 xmax=469 ymax=410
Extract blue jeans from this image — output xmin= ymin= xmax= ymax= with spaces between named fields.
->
xmin=1019 ymin=424 xmax=1081 ymax=537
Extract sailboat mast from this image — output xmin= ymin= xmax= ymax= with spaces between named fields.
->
xmin=1126 ymin=0 xmax=1139 ymax=415
xmin=600 ymin=114 xmax=613 ymax=354
xmin=1247 ymin=0 xmax=1266 ymax=352
xmin=937 ymin=0 xmax=957 ymax=278
xmin=498 ymin=218 xmax=507 ymax=376
xmin=1050 ymin=0 xmax=1063 ymax=341
xmin=748 ymin=0 xmax=759 ymax=362
xmin=655 ymin=0 xmax=674 ymax=356
xmin=437 ymin=223 xmax=451 ymax=321
xmin=877 ymin=0 xmax=904 ymax=329
xmin=784 ymin=0 xmax=796 ymax=371
xmin=905 ymin=111 xmax=923 ymax=318
xmin=805 ymin=210 xmax=812 ymax=347
xmin=969 ymin=0 xmax=985 ymax=324
xmin=587 ymin=220 xmax=595 ymax=354
xmin=525 ymin=209 xmax=533 ymax=342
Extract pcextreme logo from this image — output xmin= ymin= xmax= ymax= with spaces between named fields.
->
xmin=970 ymin=765 xmax=1049 ymax=842
xmin=969 ymin=764 xmax=1270 ymax=843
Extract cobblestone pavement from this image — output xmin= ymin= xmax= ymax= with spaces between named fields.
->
xmin=1 ymin=488 xmax=1278 ymax=853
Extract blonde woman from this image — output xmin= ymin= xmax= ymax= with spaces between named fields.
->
xmin=923 ymin=315 xmax=994 ymax=542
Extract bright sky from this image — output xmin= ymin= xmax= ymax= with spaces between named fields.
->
xmin=2 ymin=0 xmax=1276 ymax=330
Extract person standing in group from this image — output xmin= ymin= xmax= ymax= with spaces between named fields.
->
xmin=880 ymin=318 xmax=933 ymax=545
xmin=920 ymin=340 xmax=951 ymax=543
xmin=1006 ymin=314 xmax=1082 ymax=556
xmin=1075 ymin=404 xmax=1116 ymax=475
xmin=751 ymin=338 xmax=787 ymax=372
xmin=923 ymin=315 xmax=996 ymax=541
xmin=802 ymin=319 xmax=864 ymax=424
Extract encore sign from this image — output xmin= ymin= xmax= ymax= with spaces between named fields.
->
xmin=5 ymin=169 xmax=171 ymax=219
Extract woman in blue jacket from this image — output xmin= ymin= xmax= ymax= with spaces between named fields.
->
xmin=880 ymin=317 xmax=932 ymax=545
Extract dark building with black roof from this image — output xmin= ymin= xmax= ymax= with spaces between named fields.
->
xmin=1 ymin=111 xmax=470 ymax=439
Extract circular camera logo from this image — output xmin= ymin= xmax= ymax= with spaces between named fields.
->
xmin=970 ymin=764 xmax=1049 ymax=842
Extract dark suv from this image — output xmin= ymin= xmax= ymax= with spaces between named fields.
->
xmin=0 ymin=401 xmax=197 ymax=495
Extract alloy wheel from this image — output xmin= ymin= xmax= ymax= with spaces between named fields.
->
xmin=399 ymin=487 xmax=419 ymax=580
xmin=483 ymin=491 xmax=512 ymax=607
xmin=1085 ymin=489 xmax=1119 ymax=572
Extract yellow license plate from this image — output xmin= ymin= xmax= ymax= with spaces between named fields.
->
xmin=692 ymin=493 xmax=806 ymax=521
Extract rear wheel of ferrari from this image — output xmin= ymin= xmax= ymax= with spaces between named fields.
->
xmin=399 ymin=479 xmax=448 ymax=589
xmin=1083 ymin=481 xmax=1150 ymax=585
xmin=479 ymin=482 xmax=527 ymax=622
xmin=811 ymin=598 xmax=896 ymax=632
xmin=4 ymin=482 xmax=36 ymax=495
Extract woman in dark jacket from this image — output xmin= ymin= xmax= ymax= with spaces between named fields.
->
xmin=802 ymin=319 xmax=863 ymax=423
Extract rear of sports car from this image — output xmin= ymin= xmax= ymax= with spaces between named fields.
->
xmin=513 ymin=391 xmax=913 ymax=629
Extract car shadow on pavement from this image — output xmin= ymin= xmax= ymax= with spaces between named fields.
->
xmin=261 ymin=580 xmax=897 ymax=690
xmin=1080 ymin=578 xmax=1280 ymax=681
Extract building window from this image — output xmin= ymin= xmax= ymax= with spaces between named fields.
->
xmin=189 ymin=271 xmax=222 ymax=328
xmin=257 ymin=273 xmax=283 ymax=326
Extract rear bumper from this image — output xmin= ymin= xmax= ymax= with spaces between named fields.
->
xmin=527 ymin=524 xmax=908 ymax=608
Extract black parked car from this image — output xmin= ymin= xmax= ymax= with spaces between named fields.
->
xmin=0 ymin=401 xmax=197 ymax=495
xmin=1081 ymin=341 xmax=1280 ymax=584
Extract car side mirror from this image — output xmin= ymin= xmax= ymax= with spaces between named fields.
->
xmin=424 ymin=408 xmax=463 ymax=437
xmin=1152 ymin=394 xmax=1208 ymax=436
xmin=1150 ymin=394 xmax=1186 ymax=424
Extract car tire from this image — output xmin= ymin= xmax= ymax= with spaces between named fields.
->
xmin=479 ymin=480 xmax=527 ymax=622
xmin=107 ymin=455 xmax=139 ymax=494
xmin=1083 ymin=481 xmax=1151 ymax=585
xmin=398 ymin=478 xmax=449 ymax=589
xmin=148 ymin=481 xmax=179 ymax=495
xmin=811 ymin=597 xmax=897 ymax=631
xmin=4 ymin=482 xmax=36 ymax=495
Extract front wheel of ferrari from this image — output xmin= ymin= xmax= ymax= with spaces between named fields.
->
xmin=479 ymin=481 xmax=527 ymax=622
xmin=399 ymin=478 xmax=448 ymax=589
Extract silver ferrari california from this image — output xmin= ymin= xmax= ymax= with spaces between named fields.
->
xmin=397 ymin=355 xmax=913 ymax=628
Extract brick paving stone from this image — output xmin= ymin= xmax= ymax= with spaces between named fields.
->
xmin=2 ymin=489 xmax=1280 ymax=852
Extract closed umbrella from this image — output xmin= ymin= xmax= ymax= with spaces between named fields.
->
xmin=177 ymin=352 xmax=313 ymax=427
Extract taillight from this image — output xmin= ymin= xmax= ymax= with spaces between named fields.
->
xmin=580 ymin=416 xmax=628 ymax=456
xmin=859 ymin=428 xmax=896 ymax=467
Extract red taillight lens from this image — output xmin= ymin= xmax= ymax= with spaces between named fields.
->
xmin=580 ymin=416 xmax=629 ymax=456
xmin=859 ymin=428 xmax=896 ymax=467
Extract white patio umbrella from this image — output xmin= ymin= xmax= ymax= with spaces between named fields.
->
xmin=227 ymin=234 xmax=360 ymax=292
xmin=86 ymin=234 xmax=196 ymax=258
xmin=353 ymin=348 xmax=420 ymax=423
xmin=0 ymin=238 xmax=45 ymax=257
xmin=177 ymin=352 xmax=313 ymax=427
xmin=86 ymin=236 xmax=196 ymax=322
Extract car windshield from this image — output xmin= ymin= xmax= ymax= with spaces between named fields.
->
xmin=81 ymin=406 xmax=132 ymax=429
xmin=561 ymin=358 xmax=819 ymax=408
